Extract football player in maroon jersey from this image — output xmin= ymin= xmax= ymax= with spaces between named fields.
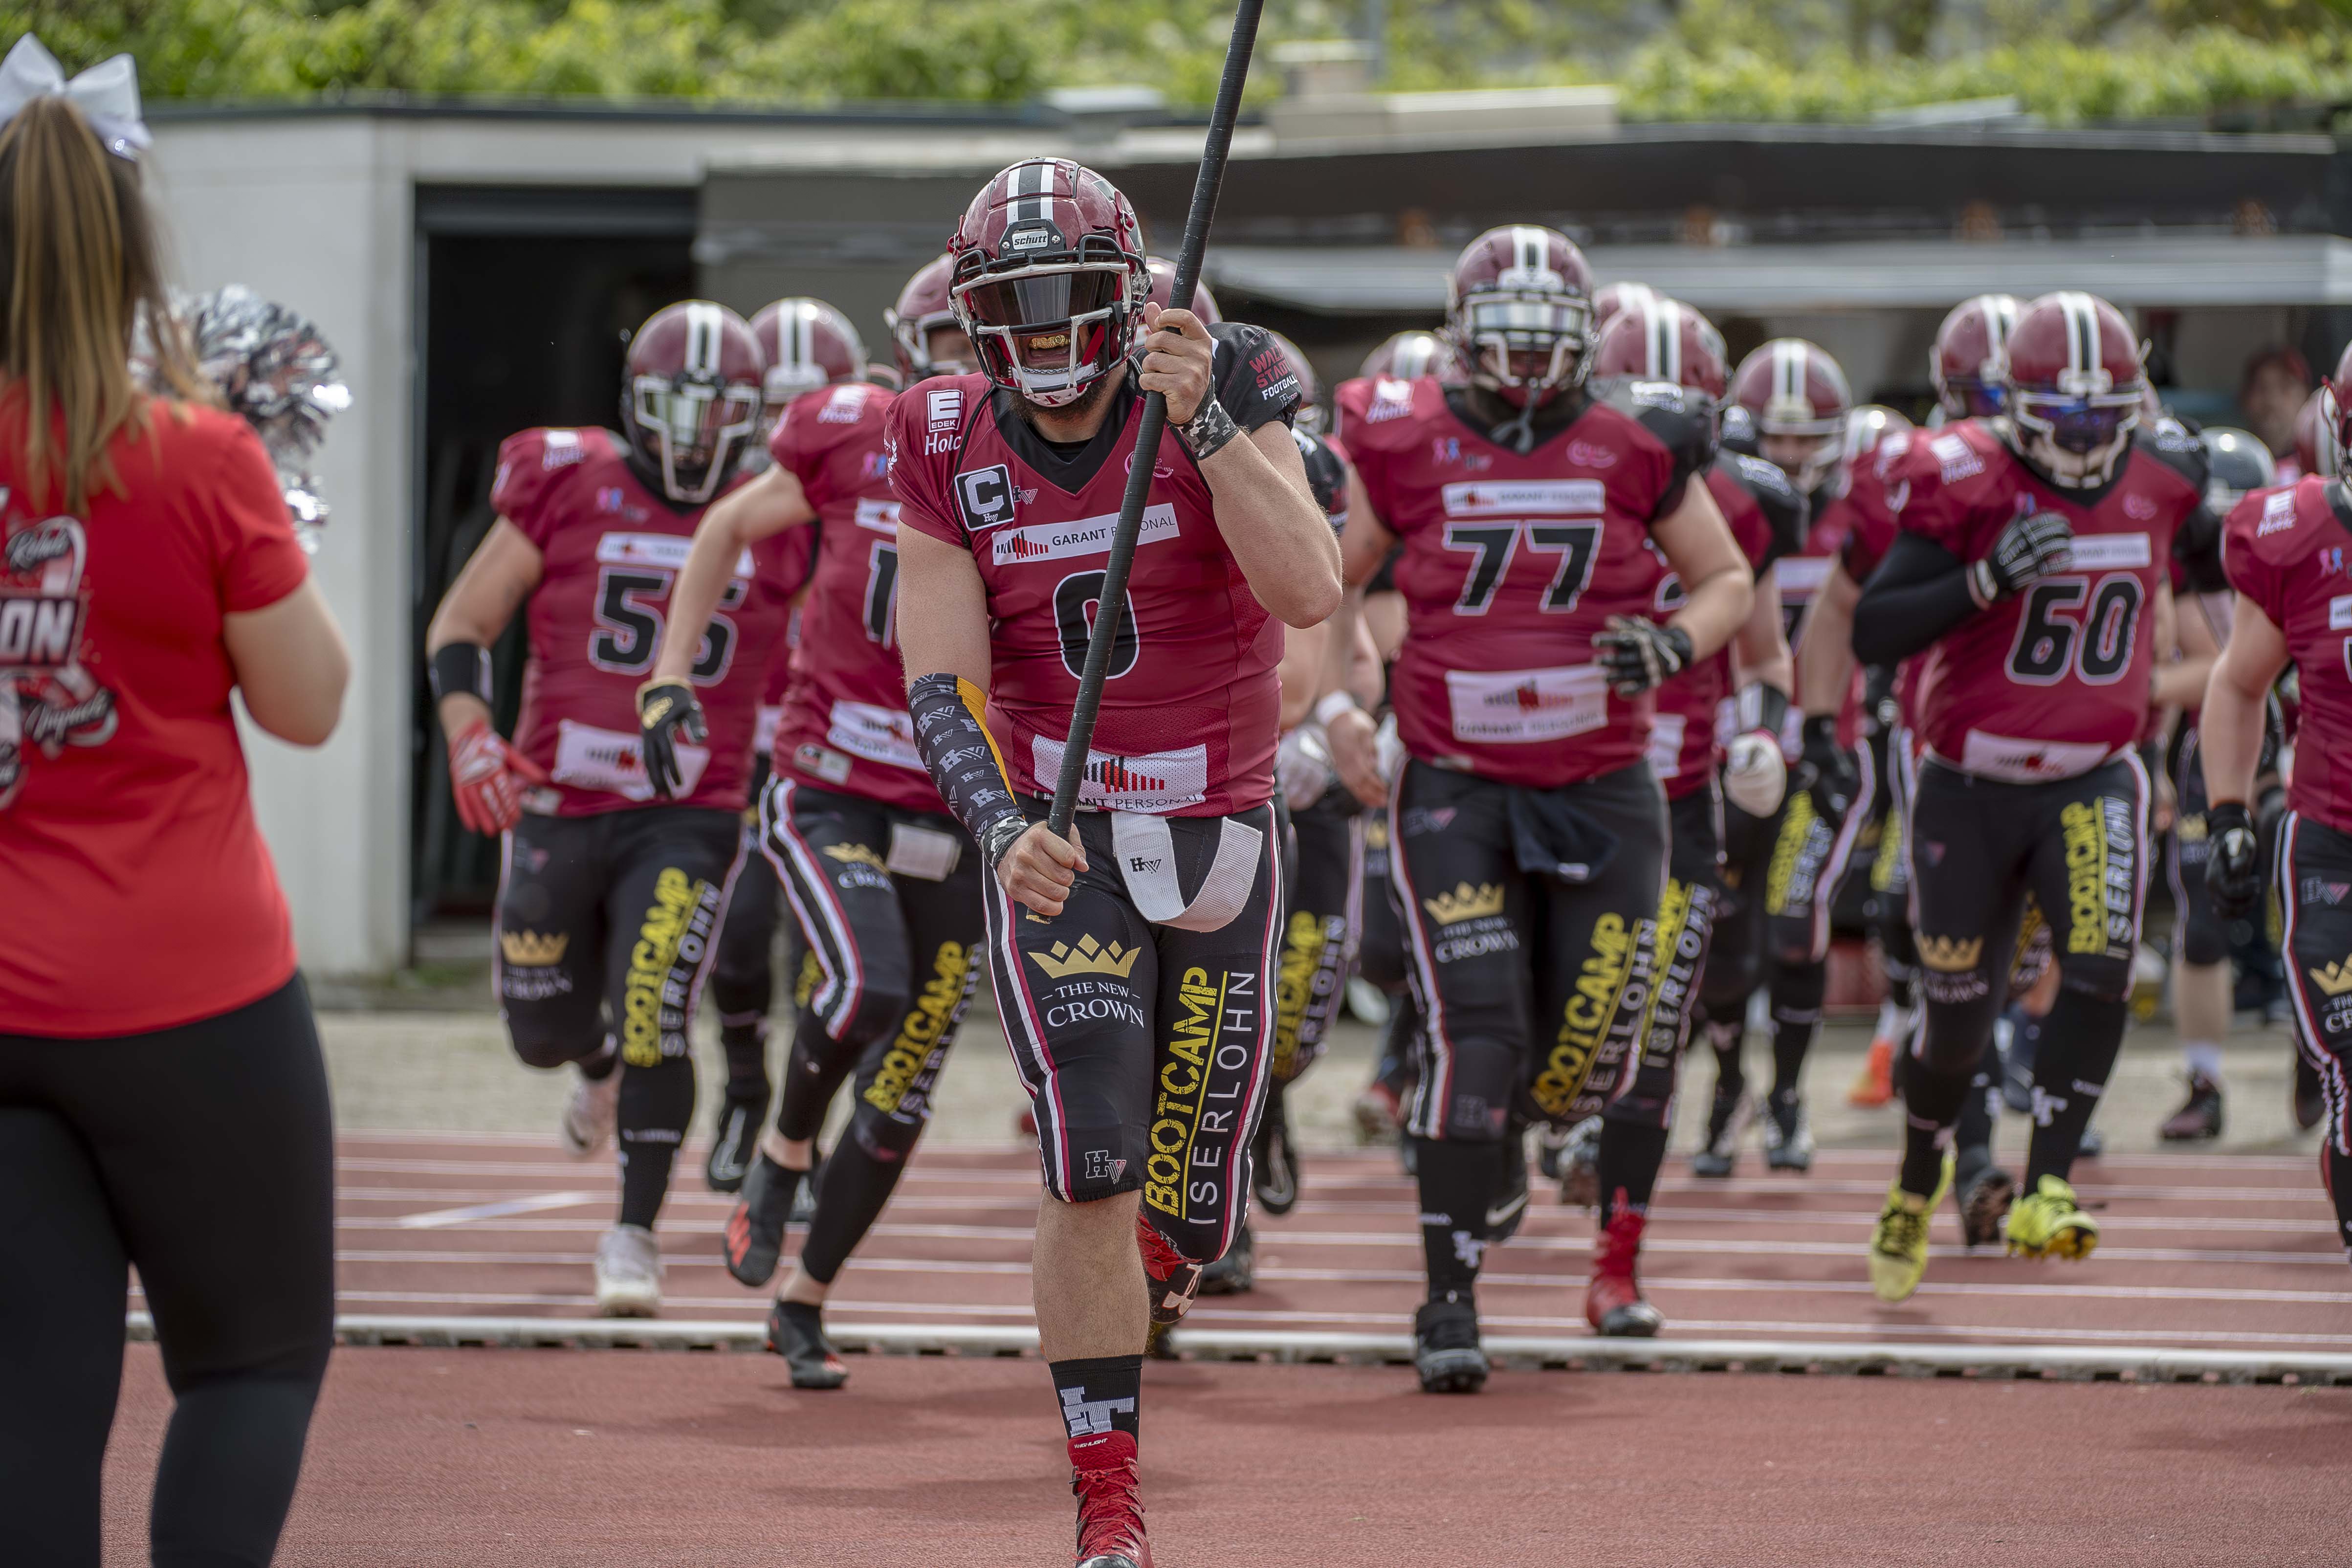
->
xmin=425 ymin=300 xmax=799 ymax=1316
xmin=1323 ymin=226 xmax=1754 ymax=1382
xmin=2203 ymin=341 xmax=2352 ymax=1268
xmin=887 ymin=159 xmax=1339 ymax=1568
xmin=1569 ymin=297 xmax=1802 ymax=1216
xmin=700 ymin=295 xmax=864 ymax=1194
xmin=638 ymin=277 xmax=992 ymax=1389
xmin=1852 ymin=291 xmax=2204 ymax=1301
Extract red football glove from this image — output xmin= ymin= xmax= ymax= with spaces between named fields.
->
xmin=447 ymin=718 xmax=550 ymax=836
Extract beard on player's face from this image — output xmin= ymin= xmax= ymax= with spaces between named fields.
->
xmin=1013 ymin=356 xmax=1123 ymax=425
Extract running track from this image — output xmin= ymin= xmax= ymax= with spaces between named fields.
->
xmin=168 ymin=1130 xmax=2352 ymax=1366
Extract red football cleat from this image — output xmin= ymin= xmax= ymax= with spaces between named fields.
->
xmin=1070 ymin=1430 xmax=1150 ymax=1568
xmin=1848 ymin=1037 xmax=1896 ymax=1108
xmin=1134 ymin=1212 xmax=1204 ymax=1327
xmin=1585 ymin=1195 xmax=1664 ymax=1338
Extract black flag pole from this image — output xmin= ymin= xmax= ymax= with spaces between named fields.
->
xmin=1046 ymin=0 xmax=1268 ymax=838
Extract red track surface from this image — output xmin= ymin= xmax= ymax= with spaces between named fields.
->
xmin=104 ymin=1346 xmax=2348 ymax=1566
xmin=289 ymin=1131 xmax=2352 ymax=1353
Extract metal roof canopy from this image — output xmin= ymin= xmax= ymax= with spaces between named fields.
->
xmin=1206 ymin=234 xmax=2352 ymax=314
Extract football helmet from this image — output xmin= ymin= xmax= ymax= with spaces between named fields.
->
xmin=747 ymin=297 xmax=866 ymax=424
xmin=2296 ymin=385 xmax=2334 ymax=479
xmin=2000 ymin=291 xmax=2145 ymax=489
xmin=1444 ymin=224 xmax=1597 ymax=408
xmin=1929 ymin=294 xmax=2021 ymax=420
xmin=947 ymin=157 xmax=1147 ymax=408
xmin=1145 ymin=256 xmax=1222 ymax=325
xmin=1588 ymin=295 xmax=1728 ymax=400
xmin=1590 ymin=281 xmax=1660 ymax=335
xmin=2317 ymin=341 xmax=2352 ymax=480
xmin=1729 ymin=339 xmax=1852 ymax=497
xmin=1258 ymin=330 xmax=1323 ymax=434
xmin=1358 ymin=329 xmax=1460 ymax=382
xmin=1845 ymin=404 xmax=1915 ymax=472
xmin=2201 ymin=426 xmax=2278 ymax=518
xmin=620 ymin=300 xmax=763 ymax=505
xmin=887 ymin=254 xmax=975 ymax=383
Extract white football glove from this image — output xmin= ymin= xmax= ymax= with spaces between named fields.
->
xmin=1373 ymin=711 xmax=1406 ymax=787
xmin=1276 ymin=723 xmax=1337 ymax=812
xmin=1723 ymin=730 xmax=1787 ymax=818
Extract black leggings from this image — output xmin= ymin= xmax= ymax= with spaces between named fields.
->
xmin=0 ymin=976 xmax=335 ymax=1568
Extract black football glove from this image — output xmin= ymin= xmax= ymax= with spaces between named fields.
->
xmin=635 ymin=676 xmax=706 ymax=801
xmin=2204 ymin=800 xmax=2263 ymax=920
xmin=1971 ymin=510 xmax=2073 ymax=603
xmin=1594 ymin=616 xmax=1693 ymax=697
xmin=1793 ymin=714 xmax=1858 ymax=821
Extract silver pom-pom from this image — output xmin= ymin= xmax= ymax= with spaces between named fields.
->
xmin=137 ymin=285 xmax=350 ymax=551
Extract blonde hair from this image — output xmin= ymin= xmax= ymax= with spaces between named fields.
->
xmin=0 ymin=94 xmax=201 ymax=515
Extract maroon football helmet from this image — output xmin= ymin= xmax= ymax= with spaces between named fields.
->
xmin=947 ymin=157 xmax=1148 ymax=408
xmin=1729 ymin=338 xmax=1853 ymax=496
xmin=1444 ymin=224 xmax=1597 ymax=407
xmin=1262 ymin=330 xmax=1323 ymax=433
xmin=1590 ymin=281 xmax=1660 ymax=335
xmin=2316 ymin=342 xmax=2352 ymax=480
xmin=1588 ymin=295 xmax=1728 ymax=400
xmin=1145 ymin=256 xmax=1221 ymax=325
xmin=747 ymin=297 xmax=867 ymax=427
xmin=1358 ymin=330 xmax=1460 ymax=383
xmin=620 ymin=301 xmax=764 ymax=504
xmin=2000 ymin=291 xmax=2145 ymax=489
xmin=887 ymin=254 xmax=974 ymax=383
xmin=1930 ymin=294 xmax=2020 ymax=420
xmin=2297 ymin=385 xmax=2334 ymax=479
xmin=1844 ymin=405 xmax=1915 ymax=479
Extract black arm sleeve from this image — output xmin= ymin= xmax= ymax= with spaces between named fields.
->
xmin=1725 ymin=451 xmax=1809 ymax=565
xmin=907 ymin=673 xmax=1027 ymax=865
xmin=1851 ymin=530 xmax=1985 ymax=666
xmin=1207 ymin=322 xmax=1301 ymax=434
xmin=1622 ymin=383 xmax=1715 ymax=524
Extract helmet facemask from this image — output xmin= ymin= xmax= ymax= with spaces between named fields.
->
xmin=953 ymin=248 xmax=1139 ymax=410
xmin=627 ymin=372 xmax=760 ymax=505
xmin=2010 ymin=389 xmax=2140 ymax=489
xmin=1452 ymin=289 xmax=1590 ymax=410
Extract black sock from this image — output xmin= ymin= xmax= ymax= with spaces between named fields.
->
xmin=1595 ymin=1119 xmax=1671 ymax=1229
xmin=2022 ymin=989 xmax=2128 ymax=1189
xmin=797 ymin=1124 xmax=914 ymax=1282
xmin=1705 ymin=1017 xmax=1744 ymax=1096
xmin=1770 ymin=961 xmax=1826 ymax=1099
xmin=720 ymin=1015 xmax=771 ymax=1101
xmin=578 ymin=1038 xmax=619 ymax=1082
xmin=616 ymin=1052 xmax=694 ymax=1230
xmin=1050 ymin=1354 xmax=1143 ymax=1446
xmin=1900 ymin=1052 xmax=1970 ymax=1198
xmin=1412 ymin=1136 xmax=1495 ymax=1306
xmin=1954 ymin=1034 xmax=2000 ymax=1181
xmin=775 ymin=1018 xmax=854 ymax=1143
xmin=1881 ymin=923 xmax=1918 ymax=1011
xmin=774 ymin=1297 xmax=826 ymax=1338
xmin=2324 ymin=1145 xmax=2352 ymax=1268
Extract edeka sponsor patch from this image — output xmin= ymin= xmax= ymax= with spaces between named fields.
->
xmin=863 ymin=941 xmax=976 ymax=1119
xmin=1030 ymin=736 xmax=1209 ymax=812
xmin=1146 ymin=965 xmax=1257 ymax=1223
xmin=620 ymin=867 xmax=722 ymax=1067
xmin=1445 ymin=664 xmax=1607 ymax=745
xmin=989 ymin=504 xmax=1178 ymax=567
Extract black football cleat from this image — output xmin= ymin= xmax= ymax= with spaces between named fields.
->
xmin=2159 ymin=1074 xmax=2225 ymax=1142
xmin=702 ymin=1087 xmax=769 ymax=1193
xmin=1486 ymin=1132 xmax=1531 ymax=1243
xmin=1956 ymin=1160 xmax=2017 ymax=1251
xmin=722 ymin=1154 xmax=803 ymax=1288
xmin=1251 ymin=1091 xmax=1299 ymax=1216
xmin=764 ymin=1299 xmax=848 ymax=1390
xmin=1413 ymin=1299 xmax=1488 ymax=1394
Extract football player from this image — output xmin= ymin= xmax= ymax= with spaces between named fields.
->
xmin=640 ymin=277 xmax=988 ymax=1389
xmin=2202 ymin=342 xmax=2352 ymax=1268
xmin=1854 ymin=291 xmax=2204 ymax=1301
xmin=425 ymin=301 xmax=799 ymax=1315
xmin=699 ymin=296 xmax=864 ymax=1193
xmin=888 ymin=160 xmax=1339 ymax=1568
xmin=1570 ymin=297 xmax=1802 ymax=1208
xmin=1325 ymin=225 xmax=1754 ymax=1383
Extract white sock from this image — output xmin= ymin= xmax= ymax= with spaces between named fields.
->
xmin=2183 ymin=1042 xmax=2224 ymax=1082
xmin=1873 ymin=997 xmax=1900 ymax=1042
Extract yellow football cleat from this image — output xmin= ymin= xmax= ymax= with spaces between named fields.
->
xmin=1867 ymin=1153 xmax=1954 ymax=1304
xmin=2004 ymin=1174 xmax=2099 ymax=1260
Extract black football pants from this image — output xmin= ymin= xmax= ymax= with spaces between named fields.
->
xmin=2275 ymin=811 xmax=2352 ymax=1263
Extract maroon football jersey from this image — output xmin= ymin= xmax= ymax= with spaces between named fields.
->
xmin=2224 ymin=478 xmax=2352 ymax=833
xmin=767 ymin=382 xmax=944 ymax=813
xmin=1898 ymin=420 xmax=2198 ymax=782
xmin=1340 ymin=375 xmax=1710 ymax=788
xmin=889 ymin=326 xmax=1299 ymax=816
xmin=1645 ymin=458 xmax=1787 ymax=799
xmin=492 ymin=428 xmax=801 ymax=816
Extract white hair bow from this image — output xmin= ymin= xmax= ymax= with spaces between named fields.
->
xmin=0 ymin=35 xmax=148 ymax=160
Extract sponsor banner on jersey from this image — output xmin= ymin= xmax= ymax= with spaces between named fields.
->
xmin=855 ymin=498 xmax=901 ymax=534
xmin=1031 ymin=736 xmax=1209 ymax=811
xmin=1774 ymin=554 xmax=1833 ymax=600
xmin=1365 ymin=377 xmax=1415 ymax=423
xmin=2064 ymin=531 xmax=2151 ymax=571
xmin=1953 ymin=730 xmax=2112 ymax=785
xmin=1646 ymin=711 xmax=1686 ymax=779
xmin=1926 ymin=432 xmax=1982 ymax=483
xmin=1445 ymin=664 xmax=1608 ymax=745
xmin=819 ymin=384 xmax=872 ymax=424
xmin=1440 ymin=478 xmax=1605 ymax=518
xmin=551 ymin=718 xmax=709 ymax=801
xmin=2329 ymin=594 xmax=2352 ymax=631
xmin=990 ymin=504 xmax=1179 ymax=567
xmin=754 ymin=704 xmax=784 ymax=756
xmin=2260 ymin=490 xmax=2297 ymax=535
xmin=542 ymin=429 xmax=587 ymax=470
xmin=593 ymin=532 xmax=755 ymax=579
xmin=825 ymin=699 xmax=924 ymax=771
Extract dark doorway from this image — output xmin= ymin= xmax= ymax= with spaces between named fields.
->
xmin=411 ymin=186 xmax=695 ymax=926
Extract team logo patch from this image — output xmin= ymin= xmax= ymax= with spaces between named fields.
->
xmin=2309 ymin=957 xmax=2352 ymax=997
xmin=2328 ymin=595 xmax=2352 ymax=631
xmin=500 ymin=930 xmax=568 ymax=967
xmin=1423 ymin=882 xmax=1506 ymax=925
xmin=1918 ymin=935 xmax=1983 ymax=972
xmin=926 ymin=388 xmax=963 ymax=431
xmin=1030 ymin=934 xmax=1143 ymax=979
xmin=956 ymin=464 xmax=1017 ymax=531
xmin=2300 ymin=878 xmax=2351 ymax=906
